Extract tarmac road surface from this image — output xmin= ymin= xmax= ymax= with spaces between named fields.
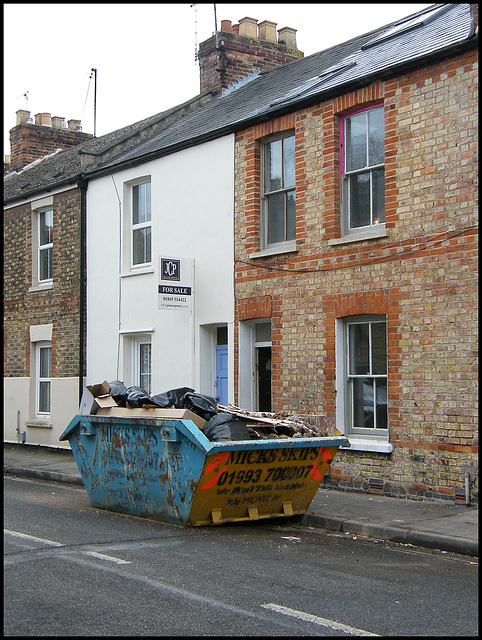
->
xmin=4 ymin=475 xmax=479 ymax=637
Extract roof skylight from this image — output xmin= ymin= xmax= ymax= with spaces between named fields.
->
xmin=270 ymin=61 xmax=357 ymax=107
xmin=361 ymin=4 xmax=452 ymax=50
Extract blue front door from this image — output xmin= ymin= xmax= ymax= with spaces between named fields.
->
xmin=215 ymin=344 xmax=228 ymax=405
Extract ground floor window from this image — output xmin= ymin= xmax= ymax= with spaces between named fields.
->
xmin=134 ymin=336 xmax=152 ymax=394
xmin=36 ymin=342 xmax=51 ymax=416
xmin=340 ymin=316 xmax=387 ymax=436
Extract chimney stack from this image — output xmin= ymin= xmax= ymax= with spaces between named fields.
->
xmin=198 ymin=15 xmax=303 ymax=95
xmin=8 ymin=109 xmax=92 ymax=171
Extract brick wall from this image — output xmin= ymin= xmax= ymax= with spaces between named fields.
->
xmin=4 ymin=187 xmax=82 ymax=380
xmin=234 ymin=49 xmax=478 ymax=500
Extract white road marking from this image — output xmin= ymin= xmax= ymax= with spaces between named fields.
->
xmin=4 ymin=529 xmax=63 ymax=547
xmin=261 ymin=603 xmax=380 ymax=636
xmin=82 ymin=551 xmax=131 ymax=565
xmin=5 ymin=529 xmax=130 ymax=565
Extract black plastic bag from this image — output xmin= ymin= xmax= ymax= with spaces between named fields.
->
xmin=180 ymin=392 xmax=218 ymax=421
xmin=150 ymin=387 xmax=195 ymax=408
xmin=203 ymin=413 xmax=250 ymax=442
xmin=108 ymin=380 xmax=128 ymax=407
xmin=124 ymin=386 xmax=155 ymax=408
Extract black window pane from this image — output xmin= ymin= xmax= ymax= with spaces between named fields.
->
xmin=283 ymin=136 xmax=295 ymax=188
xmin=368 ymin=108 xmax=385 ymax=166
xmin=349 ymin=324 xmax=370 ymax=375
xmin=375 ymin=379 xmax=388 ymax=428
xmin=286 ymin=191 xmax=296 ymax=240
xmin=267 ymin=192 xmax=285 ymax=244
xmin=349 ymin=173 xmax=370 ymax=229
xmin=39 ymin=210 xmax=53 ymax=245
xmin=353 ymin=378 xmax=374 ymax=428
xmin=265 ymin=140 xmax=282 ymax=192
xmin=372 ymin=168 xmax=385 ymax=224
xmin=133 ymin=183 xmax=151 ymax=225
xmin=346 ymin=112 xmax=367 ymax=172
xmin=39 ymin=347 xmax=51 ymax=378
xmin=39 ymin=381 xmax=50 ymax=413
xmin=371 ymin=322 xmax=387 ymax=374
xmin=133 ymin=227 xmax=151 ymax=265
xmin=39 ymin=247 xmax=53 ymax=281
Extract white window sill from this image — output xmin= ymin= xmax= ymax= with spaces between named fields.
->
xmin=328 ymin=228 xmax=389 ymax=246
xmin=249 ymin=243 xmax=298 ymax=259
xmin=340 ymin=437 xmax=393 ymax=453
xmin=26 ymin=420 xmax=52 ymax=429
xmin=29 ymin=282 xmax=53 ymax=293
xmin=121 ymin=267 xmax=154 ymax=278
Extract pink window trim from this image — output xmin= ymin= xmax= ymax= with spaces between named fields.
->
xmin=339 ymin=101 xmax=384 ymax=202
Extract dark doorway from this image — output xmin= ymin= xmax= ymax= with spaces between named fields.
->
xmin=256 ymin=345 xmax=271 ymax=412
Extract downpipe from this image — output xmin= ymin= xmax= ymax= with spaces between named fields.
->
xmin=16 ymin=410 xmax=26 ymax=445
xmin=465 ymin=472 xmax=471 ymax=507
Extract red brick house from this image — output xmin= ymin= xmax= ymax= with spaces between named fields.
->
xmin=232 ymin=4 xmax=478 ymax=501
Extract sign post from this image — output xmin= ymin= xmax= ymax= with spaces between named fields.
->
xmin=158 ymin=256 xmax=195 ymax=386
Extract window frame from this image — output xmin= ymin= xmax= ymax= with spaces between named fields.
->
xmin=36 ymin=341 xmax=52 ymax=417
xmin=338 ymin=315 xmax=388 ymax=439
xmin=340 ymin=104 xmax=385 ymax=236
xmin=261 ymin=132 xmax=296 ymax=251
xmin=38 ymin=208 xmax=53 ymax=283
xmin=133 ymin=334 xmax=152 ymax=394
xmin=131 ymin=180 xmax=151 ymax=268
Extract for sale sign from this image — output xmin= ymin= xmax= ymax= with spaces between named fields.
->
xmin=158 ymin=256 xmax=194 ymax=310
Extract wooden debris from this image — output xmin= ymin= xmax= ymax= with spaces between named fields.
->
xmin=217 ymin=404 xmax=329 ymax=439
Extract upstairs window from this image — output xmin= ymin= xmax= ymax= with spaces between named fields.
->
xmin=132 ymin=181 xmax=151 ymax=266
xmin=341 ymin=106 xmax=385 ymax=234
xmin=262 ymin=134 xmax=296 ymax=249
xmin=38 ymin=209 xmax=53 ymax=282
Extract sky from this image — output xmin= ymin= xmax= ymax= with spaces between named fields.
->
xmin=4 ymin=3 xmax=433 ymax=154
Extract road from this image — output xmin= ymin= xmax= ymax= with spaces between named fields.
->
xmin=4 ymin=475 xmax=478 ymax=636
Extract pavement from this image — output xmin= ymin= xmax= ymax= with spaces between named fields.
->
xmin=4 ymin=443 xmax=478 ymax=557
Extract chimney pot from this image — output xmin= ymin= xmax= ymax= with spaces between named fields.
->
xmin=16 ymin=109 xmax=31 ymax=126
xmin=220 ymin=19 xmax=232 ymax=32
xmin=278 ymin=26 xmax=297 ymax=49
xmin=258 ymin=20 xmax=277 ymax=42
xmin=51 ymin=116 xmax=66 ymax=129
xmin=67 ymin=118 xmax=82 ymax=131
xmin=238 ymin=16 xmax=258 ymax=38
xmin=232 ymin=23 xmax=239 ymax=34
xmin=35 ymin=112 xmax=52 ymax=126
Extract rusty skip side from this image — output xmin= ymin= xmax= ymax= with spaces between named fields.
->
xmin=60 ymin=415 xmax=349 ymax=526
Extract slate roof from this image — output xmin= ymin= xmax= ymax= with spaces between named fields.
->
xmin=4 ymin=3 xmax=476 ymax=203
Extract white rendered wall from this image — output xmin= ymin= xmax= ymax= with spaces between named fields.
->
xmin=4 ymin=377 xmax=79 ymax=448
xmin=86 ymin=135 xmax=235 ymax=400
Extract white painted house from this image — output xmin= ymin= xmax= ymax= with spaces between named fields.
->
xmin=85 ymin=134 xmax=235 ymax=402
